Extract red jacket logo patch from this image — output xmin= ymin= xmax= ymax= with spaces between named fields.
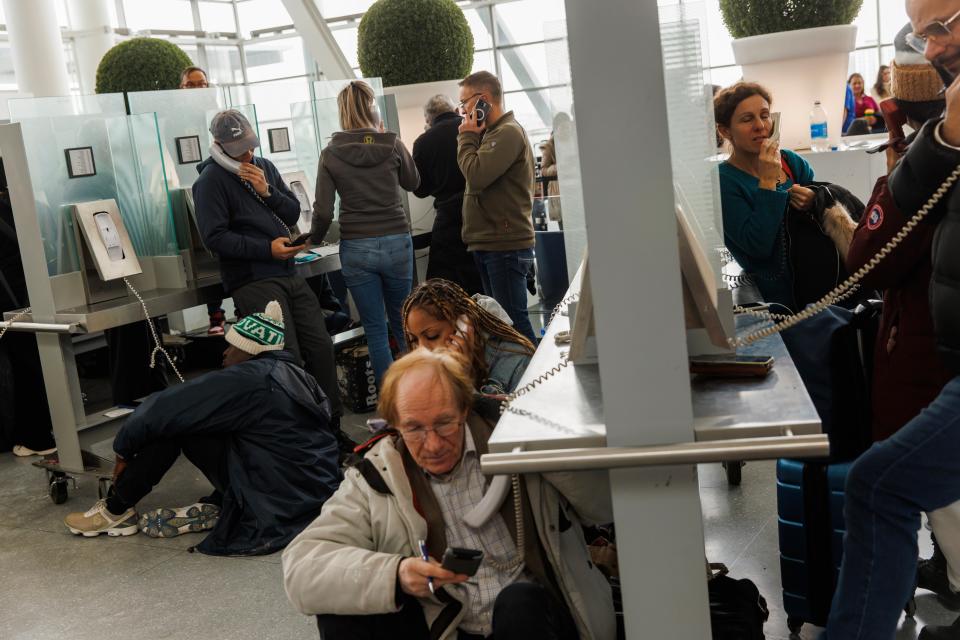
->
xmin=867 ymin=205 xmax=883 ymax=230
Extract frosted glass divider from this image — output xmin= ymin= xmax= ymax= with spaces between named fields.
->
xmin=8 ymin=93 xmax=126 ymax=122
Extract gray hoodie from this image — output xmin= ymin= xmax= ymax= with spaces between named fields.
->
xmin=311 ymin=129 xmax=420 ymax=242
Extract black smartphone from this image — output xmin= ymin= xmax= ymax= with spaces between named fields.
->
xmin=441 ymin=547 xmax=484 ymax=576
xmin=285 ymin=232 xmax=310 ymax=247
xmin=474 ymin=98 xmax=490 ymax=124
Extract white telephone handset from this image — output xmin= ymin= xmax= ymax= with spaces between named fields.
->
xmin=209 ymin=142 xmax=242 ymax=174
xmin=93 ymin=211 xmax=124 ymax=262
xmin=290 ymin=180 xmax=311 ymax=213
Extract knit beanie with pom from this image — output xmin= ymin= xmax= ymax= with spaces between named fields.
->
xmin=225 ymin=300 xmax=285 ymax=355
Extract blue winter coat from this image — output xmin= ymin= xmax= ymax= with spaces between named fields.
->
xmin=113 ymin=351 xmax=341 ymax=556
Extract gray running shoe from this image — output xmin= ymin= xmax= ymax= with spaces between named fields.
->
xmin=137 ymin=502 xmax=220 ymax=538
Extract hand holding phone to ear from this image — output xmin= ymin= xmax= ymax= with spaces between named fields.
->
xmin=238 ymin=163 xmax=269 ymax=197
xmin=758 ymin=139 xmax=782 ymax=191
xmin=447 ymin=315 xmax=473 ymax=354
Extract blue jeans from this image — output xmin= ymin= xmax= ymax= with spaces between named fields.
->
xmin=339 ymin=233 xmax=412 ymax=385
xmin=824 ymin=375 xmax=960 ymax=639
xmin=473 ymin=248 xmax=537 ymax=343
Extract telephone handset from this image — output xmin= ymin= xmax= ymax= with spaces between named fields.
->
xmin=209 ymin=143 xmax=242 ymax=174
xmin=94 ymin=211 xmax=124 ymax=261
xmin=290 ymin=180 xmax=311 ymax=213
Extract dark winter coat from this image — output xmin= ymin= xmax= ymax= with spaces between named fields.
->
xmin=413 ymin=111 xmax=467 ymax=215
xmin=847 ymin=173 xmax=953 ymax=441
xmin=890 ymin=120 xmax=960 ymax=374
xmin=193 ymin=157 xmax=303 ymax=293
xmin=113 ymin=351 xmax=341 ymax=556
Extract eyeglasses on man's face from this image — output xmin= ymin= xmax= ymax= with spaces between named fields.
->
xmin=457 ymin=92 xmax=483 ymax=114
xmin=397 ymin=418 xmax=462 ymax=443
xmin=907 ymin=8 xmax=960 ymax=53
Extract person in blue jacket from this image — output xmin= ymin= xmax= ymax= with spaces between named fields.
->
xmin=193 ymin=109 xmax=347 ymax=450
xmin=64 ymin=302 xmax=341 ymax=556
xmin=714 ymin=82 xmax=817 ymax=312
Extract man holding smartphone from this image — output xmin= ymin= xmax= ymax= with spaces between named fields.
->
xmin=456 ymin=71 xmax=539 ymax=343
xmin=282 ymin=349 xmax=615 ymax=640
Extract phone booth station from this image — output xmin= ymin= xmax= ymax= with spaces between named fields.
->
xmin=0 ymin=82 xmax=412 ymax=477
xmin=474 ymin=2 xmax=829 ymax=638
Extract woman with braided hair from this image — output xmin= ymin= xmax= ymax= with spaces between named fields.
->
xmin=402 ymin=279 xmax=534 ymax=396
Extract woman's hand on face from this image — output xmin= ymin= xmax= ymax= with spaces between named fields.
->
xmin=446 ymin=317 xmax=473 ymax=355
xmin=757 ymin=138 xmax=781 ymax=189
xmin=788 ymin=185 xmax=815 ymax=211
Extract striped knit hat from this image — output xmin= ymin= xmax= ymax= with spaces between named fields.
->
xmin=226 ymin=300 xmax=284 ymax=355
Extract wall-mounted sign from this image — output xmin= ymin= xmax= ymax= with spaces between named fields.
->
xmin=65 ymin=146 xmax=96 ymax=178
xmin=176 ymin=135 xmax=203 ymax=164
xmin=268 ymin=127 xmax=291 ymax=153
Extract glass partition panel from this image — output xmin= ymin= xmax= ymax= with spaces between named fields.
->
xmin=658 ymin=2 xmax=725 ymax=288
xmin=128 ymin=87 xmax=227 ymax=189
xmin=18 ymin=112 xmax=174 ymax=276
xmin=8 ymin=93 xmax=126 ymax=121
xmin=291 ymin=99 xmax=320 ymax=194
xmin=230 ymin=78 xmax=311 ymax=174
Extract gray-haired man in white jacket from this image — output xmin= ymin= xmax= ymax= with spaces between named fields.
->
xmin=282 ymin=348 xmax=616 ymax=640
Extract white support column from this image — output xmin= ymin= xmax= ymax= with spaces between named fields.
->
xmin=281 ymin=0 xmax=355 ymax=80
xmin=67 ymin=0 xmax=115 ymax=95
xmin=3 ymin=0 xmax=71 ymax=97
xmin=564 ymin=0 xmax=712 ymax=638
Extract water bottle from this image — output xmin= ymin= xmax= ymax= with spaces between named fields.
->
xmin=809 ymin=101 xmax=829 ymax=152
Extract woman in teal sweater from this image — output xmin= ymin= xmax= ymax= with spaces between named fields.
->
xmin=715 ymin=82 xmax=816 ymax=311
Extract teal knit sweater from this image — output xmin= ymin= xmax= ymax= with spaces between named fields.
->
xmin=718 ymin=149 xmax=815 ymax=310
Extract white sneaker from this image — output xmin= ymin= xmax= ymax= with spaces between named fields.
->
xmin=12 ymin=444 xmax=57 ymax=457
xmin=64 ymin=499 xmax=138 ymax=537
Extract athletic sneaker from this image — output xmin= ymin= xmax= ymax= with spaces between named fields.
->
xmin=137 ymin=502 xmax=220 ymax=538
xmin=12 ymin=444 xmax=57 ymax=457
xmin=65 ymin=499 xmax=138 ymax=537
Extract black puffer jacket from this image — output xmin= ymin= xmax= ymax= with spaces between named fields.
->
xmin=889 ymin=119 xmax=960 ymax=373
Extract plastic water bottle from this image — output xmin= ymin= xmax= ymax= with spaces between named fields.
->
xmin=809 ymin=101 xmax=829 ymax=152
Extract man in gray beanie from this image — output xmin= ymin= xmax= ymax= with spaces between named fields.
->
xmin=63 ymin=301 xmax=341 ymax=556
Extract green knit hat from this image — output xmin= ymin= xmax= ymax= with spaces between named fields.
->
xmin=226 ymin=300 xmax=285 ymax=355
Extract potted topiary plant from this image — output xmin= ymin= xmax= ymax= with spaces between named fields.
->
xmin=357 ymin=0 xmax=473 ymax=88
xmin=95 ymin=37 xmax=193 ymax=111
xmin=721 ymin=0 xmax=863 ymax=150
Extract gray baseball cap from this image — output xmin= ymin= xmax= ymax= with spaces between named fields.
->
xmin=209 ymin=109 xmax=260 ymax=156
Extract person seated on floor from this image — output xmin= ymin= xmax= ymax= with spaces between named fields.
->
xmin=64 ymin=301 xmax=341 ymax=556
xmin=281 ymin=348 xmax=615 ymax=640
xmin=402 ymin=278 xmax=535 ymax=397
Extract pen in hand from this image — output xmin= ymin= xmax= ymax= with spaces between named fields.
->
xmin=418 ymin=539 xmax=435 ymax=595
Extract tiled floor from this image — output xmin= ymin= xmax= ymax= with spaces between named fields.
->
xmin=0 ymin=426 xmax=955 ymax=639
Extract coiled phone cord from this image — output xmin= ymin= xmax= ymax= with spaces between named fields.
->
xmin=732 ymin=163 xmax=960 ymax=348
xmin=124 ymin=278 xmax=185 ymax=384
xmin=0 ymin=307 xmax=32 ymax=341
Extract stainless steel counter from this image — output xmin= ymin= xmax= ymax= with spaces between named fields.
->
xmin=487 ymin=289 xmax=820 ymax=454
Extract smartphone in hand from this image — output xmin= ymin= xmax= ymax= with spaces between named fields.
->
xmin=474 ymin=98 xmax=490 ymax=124
xmin=770 ymin=112 xmax=781 ymax=144
xmin=441 ymin=547 xmax=484 ymax=577
xmin=285 ymin=232 xmax=310 ymax=247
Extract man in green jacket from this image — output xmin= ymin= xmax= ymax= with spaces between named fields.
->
xmin=456 ymin=71 xmax=538 ymax=343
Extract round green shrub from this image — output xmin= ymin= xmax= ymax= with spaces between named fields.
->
xmin=720 ymin=0 xmax=863 ymax=39
xmin=358 ymin=0 xmax=474 ymax=87
xmin=95 ymin=37 xmax=194 ymax=94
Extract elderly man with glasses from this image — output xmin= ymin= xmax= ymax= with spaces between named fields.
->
xmin=823 ymin=2 xmax=960 ymax=638
xmin=282 ymin=348 xmax=615 ymax=640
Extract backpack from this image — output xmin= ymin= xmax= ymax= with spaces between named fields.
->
xmin=708 ymin=563 xmax=769 ymax=640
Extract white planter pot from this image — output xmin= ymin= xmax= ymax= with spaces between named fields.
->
xmin=732 ymin=24 xmax=857 ymax=151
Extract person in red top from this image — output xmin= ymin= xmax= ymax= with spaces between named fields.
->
xmin=848 ymin=72 xmax=883 ymax=131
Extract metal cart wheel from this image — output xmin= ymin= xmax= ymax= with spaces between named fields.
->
xmin=787 ymin=617 xmax=803 ymax=636
xmin=904 ymin=595 xmax=917 ymax=618
xmin=48 ymin=473 xmax=69 ymax=504
xmin=723 ymin=460 xmax=744 ymax=486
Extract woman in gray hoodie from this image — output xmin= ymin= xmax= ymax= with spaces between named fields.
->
xmin=310 ymin=81 xmax=420 ymax=384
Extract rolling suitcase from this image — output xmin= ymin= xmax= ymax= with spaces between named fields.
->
xmin=776 ymin=459 xmax=916 ymax=635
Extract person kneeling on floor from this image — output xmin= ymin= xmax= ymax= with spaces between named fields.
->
xmin=64 ymin=301 xmax=342 ymax=556
xmin=281 ymin=348 xmax=616 ymax=640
